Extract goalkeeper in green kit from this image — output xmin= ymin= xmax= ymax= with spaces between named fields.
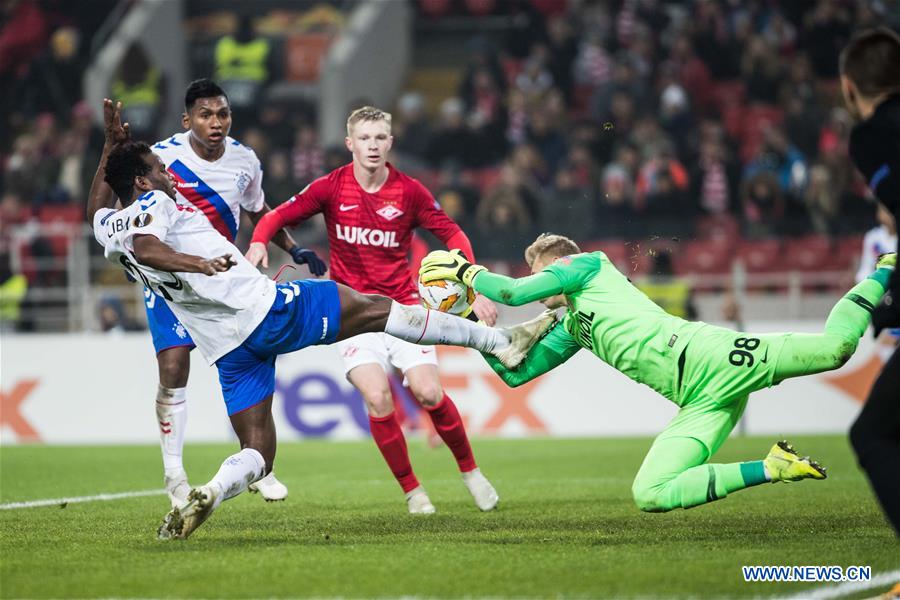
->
xmin=419 ymin=234 xmax=897 ymax=512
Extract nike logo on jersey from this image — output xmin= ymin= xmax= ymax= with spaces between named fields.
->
xmin=335 ymin=225 xmax=400 ymax=247
xmin=760 ymin=347 xmax=769 ymax=364
xmin=339 ymin=204 xmax=359 ymax=211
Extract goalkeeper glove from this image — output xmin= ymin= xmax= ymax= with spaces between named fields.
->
xmin=420 ymin=249 xmax=486 ymax=287
xmin=289 ymin=246 xmax=327 ymax=276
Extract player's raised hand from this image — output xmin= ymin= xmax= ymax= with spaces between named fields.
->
xmin=419 ymin=249 xmax=486 ymax=287
xmin=471 ymin=293 xmax=498 ymax=326
xmin=245 ymin=241 xmax=269 ymax=269
xmin=102 ymin=98 xmax=130 ymax=145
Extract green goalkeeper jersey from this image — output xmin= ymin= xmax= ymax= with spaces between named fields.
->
xmin=475 ymin=252 xmax=704 ymax=401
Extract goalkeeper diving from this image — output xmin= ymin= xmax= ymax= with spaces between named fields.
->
xmin=419 ymin=234 xmax=896 ymax=512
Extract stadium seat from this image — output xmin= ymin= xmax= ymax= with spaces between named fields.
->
xmin=835 ymin=234 xmax=866 ymax=271
xmin=694 ymin=214 xmax=740 ymax=242
xmin=675 ymin=239 xmax=734 ymax=276
xmin=737 ymin=239 xmax=784 ymax=273
xmin=38 ymin=205 xmax=83 ymax=225
xmin=583 ymin=239 xmax=629 ymax=272
xmin=782 ymin=235 xmax=833 ymax=272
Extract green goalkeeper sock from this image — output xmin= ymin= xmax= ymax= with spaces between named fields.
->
xmin=632 ymin=438 xmax=769 ymax=512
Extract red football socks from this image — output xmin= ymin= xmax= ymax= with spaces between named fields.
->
xmin=426 ymin=394 xmax=477 ymax=473
xmin=369 ymin=412 xmax=420 ymax=493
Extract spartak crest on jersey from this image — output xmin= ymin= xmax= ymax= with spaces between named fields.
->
xmin=376 ymin=204 xmax=404 ymax=221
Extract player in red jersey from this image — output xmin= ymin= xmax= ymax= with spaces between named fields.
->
xmin=248 ymin=107 xmax=500 ymax=513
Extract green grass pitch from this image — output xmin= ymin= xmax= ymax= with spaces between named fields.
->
xmin=1 ymin=435 xmax=897 ymax=599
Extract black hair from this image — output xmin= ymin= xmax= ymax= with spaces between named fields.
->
xmin=184 ymin=78 xmax=228 ymax=111
xmin=104 ymin=141 xmax=153 ymax=202
xmin=839 ymin=27 xmax=900 ymax=98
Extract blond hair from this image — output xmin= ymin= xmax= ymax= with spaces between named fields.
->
xmin=524 ymin=233 xmax=581 ymax=267
xmin=346 ymin=106 xmax=392 ymax=136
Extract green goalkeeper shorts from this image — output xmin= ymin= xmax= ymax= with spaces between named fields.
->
xmin=659 ymin=324 xmax=789 ymax=455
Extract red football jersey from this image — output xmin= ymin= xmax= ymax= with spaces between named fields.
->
xmin=269 ymin=163 xmax=462 ymax=303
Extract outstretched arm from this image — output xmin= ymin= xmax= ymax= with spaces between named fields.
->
xmin=132 ymin=234 xmax=236 ymax=275
xmin=483 ymin=321 xmax=579 ymax=387
xmin=472 ymin=271 xmax=565 ymax=307
xmin=246 ymin=203 xmax=327 ymax=275
xmin=87 ymin=99 xmax=130 ymax=222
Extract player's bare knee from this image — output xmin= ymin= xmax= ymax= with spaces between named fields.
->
xmin=361 ymin=388 xmax=394 ymax=417
xmin=157 ymin=350 xmax=189 ymax=387
xmin=411 ymin=382 xmax=443 ymax=408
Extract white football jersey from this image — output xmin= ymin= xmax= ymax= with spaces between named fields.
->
xmin=93 ymin=190 xmax=276 ymax=364
xmin=856 ymin=225 xmax=898 ymax=283
xmin=152 ymin=132 xmax=265 ymax=242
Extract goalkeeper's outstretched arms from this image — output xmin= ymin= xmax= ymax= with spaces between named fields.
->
xmin=482 ymin=319 xmax=580 ymax=387
xmin=420 ymin=249 xmax=565 ymax=306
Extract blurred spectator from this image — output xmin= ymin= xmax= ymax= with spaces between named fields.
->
xmin=591 ymin=54 xmax=648 ymax=123
xmin=0 ymin=251 xmax=27 ymax=332
xmin=434 ymin=165 xmax=479 ymax=228
xmin=634 ymin=142 xmax=689 ymax=214
xmin=598 ymin=163 xmax=635 ymax=237
xmin=515 ymin=54 xmax=553 ymax=101
xmin=264 ymin=151 xmax=297 ymax=206
xmin=574 ymin=32 xmax=612 ymax=89
xmin=856 ymin=203 xmax=897 ymax=283
xmin=690 ymin=140 xmax=737 ymax=217
xmin=291 ymin=124 xmax=324 ymax=186
xmin=690 ymin=0 xmax=741 ymax=80
xmin=540 ymin=162 xmax=595 ymax=241
xmin=543 ymin=16 xmax=578 ymax=102
xmin=392 ymin=92 xmax=433 ymax=168
xmin=239 ymin=127 xmax=269 ymax=164
xmin=666 ymin=36 xmax=713 ymax=112
xmin=802 ymin=0 xmax=851 ymax=79
xmin=97 ymin=295 xmax=143 ymax=333
xmin=459 ymin=36 xmax=507 ymax=108
xmin=741 ymin=36 xmax=782 ymax=105
xmin=566 ymin=143 xmax=600 ymax=191
xmin=427 ymin=97 xmax=481 ymax=168
xmin=506 ymin=88 xmax=529 ymax=145
xmin=525 ymin=108 xmax=567 ymax=174
xmin=466 ymin=68 xmax=508 ymax=164
xmin=637 ymin=251 xmax=698 ymax=320
xmin=741 ymin=171 xmax=784 ymax=238
xmin=509 ymin=143 xmax=549 ymax=194
xmin=214 ymin=15 xmax=271 ymax=128
xmin=658 ymin=82 xmax=693 ymax=143
xmin=111 ymin=44 xmax=165 ymax=140
xmin=743 ymin=126 xmax=808 ymax=199
xmin=804 ymin=163 xmax=840 ymax=236
xmin=477 ymin=162 xmax=535 ymax=232
xmin=783 ymin=93 xmax=822 ymax=159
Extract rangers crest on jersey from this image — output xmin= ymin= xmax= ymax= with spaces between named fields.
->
xmin=376 ymin=205 xmax=404 ymax=221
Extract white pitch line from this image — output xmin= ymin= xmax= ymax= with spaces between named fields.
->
xmin=0 ymin=489 xmax=165 ymax=510
xmin=771 ymin=568 xmax=900 ymax=600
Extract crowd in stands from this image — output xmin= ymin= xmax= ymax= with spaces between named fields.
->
xmin=2 ymin=0 xmax=894 ymax=284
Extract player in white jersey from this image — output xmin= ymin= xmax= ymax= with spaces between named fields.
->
xmin=86 ymin=110 xmax=554 ymax=539
xmin=856 ymin=203 xmax=899 ymax=360
xmin=140 ymin=80 xmax=326 ymax=506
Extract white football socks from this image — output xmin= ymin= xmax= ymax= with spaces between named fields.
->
xmin=208 ymin=448 xmax=266 ymax=508
xmin=385 ymin=301 xmax=510 ymax=354
xmin=156 ymin=386 xmax=187 ymax=478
